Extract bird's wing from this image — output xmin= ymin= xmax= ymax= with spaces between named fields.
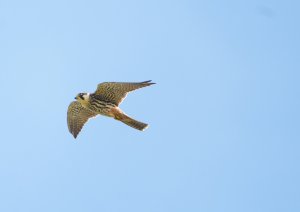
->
xmin=67 ymin=101 xmax=97 ymax=138
xmin=94 ymin=80 xmax=155 ymax=106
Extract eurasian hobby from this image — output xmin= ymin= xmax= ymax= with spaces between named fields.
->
xmin=67 ymin=80 xmax=155 ymax=138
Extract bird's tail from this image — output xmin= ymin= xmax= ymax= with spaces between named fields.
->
xmin=117 ymin=113 xmax=148 ymax=131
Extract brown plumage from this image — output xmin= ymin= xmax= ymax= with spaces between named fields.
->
xmin=67 ymin=80 xmax=155 ymax=138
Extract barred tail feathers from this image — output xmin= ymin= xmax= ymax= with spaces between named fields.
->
xmin=117 ymin=113 xmax=148 ymax=131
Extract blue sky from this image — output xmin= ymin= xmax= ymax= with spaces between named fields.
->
xmin=0 ymin=0 xmax=299 ymax=211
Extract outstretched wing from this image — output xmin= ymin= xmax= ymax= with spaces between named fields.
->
xmin=67 ymin=101 xmax=97 ymax=138
xmin=94 ymin=80 xmax=155 ymax=106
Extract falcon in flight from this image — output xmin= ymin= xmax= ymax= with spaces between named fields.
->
xmin=67 ymin=80 xmax=155 ymax=138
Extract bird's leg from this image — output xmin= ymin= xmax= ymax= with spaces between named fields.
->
xmin=110 ymin=107 xmax=123 ymax=121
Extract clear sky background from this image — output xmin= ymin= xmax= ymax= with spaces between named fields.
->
xmin=0 ymin=0 xmax=299 ymax=211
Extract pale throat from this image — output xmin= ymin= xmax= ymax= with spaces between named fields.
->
xmin=82 ymin=93 xmax=90 ymax=100
xmin=78 ymin=93 xmax=90 ymax=107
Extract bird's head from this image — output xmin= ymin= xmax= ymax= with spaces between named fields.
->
xmin=75 ymin=93 xmax=90 ymax=103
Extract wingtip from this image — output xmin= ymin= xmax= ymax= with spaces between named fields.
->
xmin=142 ymin=80 xmax=156 ymax=85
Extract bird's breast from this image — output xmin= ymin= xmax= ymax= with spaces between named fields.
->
xmin=88 ymin=98 xmax=116 ymax=116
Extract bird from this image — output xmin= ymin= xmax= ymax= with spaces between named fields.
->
xmin=67 ymin=80 xmax=155 ymax=138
